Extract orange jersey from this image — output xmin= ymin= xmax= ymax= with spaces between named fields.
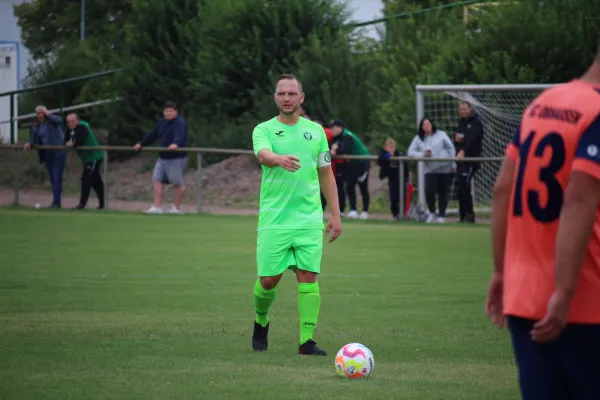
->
xmin=503 ymin=79 xmax=600 ymax=324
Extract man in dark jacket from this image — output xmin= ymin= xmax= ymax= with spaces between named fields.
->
xmin=134 ymin=101 xmax=188 ymax=214
xmin=454 ymin=101 xmax=484 ymax=223
xmin=23 ymin=106 xmax=67 ymax=208
xmin=65 ymin=113 xmax=105 ymax=210
xmin=329 ymin=119 xmax=371 ymax=219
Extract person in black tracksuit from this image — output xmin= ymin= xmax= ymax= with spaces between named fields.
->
xmin=377 ymin=138 xmax=410 ymax=220
xmin=454 ymin=101 xmax=484 ymax=223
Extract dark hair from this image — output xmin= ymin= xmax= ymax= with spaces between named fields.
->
xmin=328 ymin=119 xmax=345 ymax=129
xmin=460 ymin=101 xmax=472 ymax=109
xmin=164 ymin=101 xmax=177 ymax=110
xmin=275 ymin=74 xmax=303 ymax=92
xmin=418 ymin=117 xmax=438 ymax=140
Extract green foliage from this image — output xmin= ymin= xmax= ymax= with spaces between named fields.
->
xmin=111 ymin=0 xmax=200 ymax=149
xmin=13 ymin=0 xmax=600 ymax=163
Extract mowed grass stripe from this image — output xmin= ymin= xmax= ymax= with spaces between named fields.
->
xmin=0 ymin=209 xmax=517 ymax=399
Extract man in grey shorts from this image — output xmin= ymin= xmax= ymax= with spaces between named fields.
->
xmin=134 ymin=101 xmax=188 ymax=214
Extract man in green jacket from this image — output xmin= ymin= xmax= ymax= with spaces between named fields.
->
xmin=328 ymin=119 xmax=371 ymax=220
xmin=65 ymin=113 xmax=105 ymax=210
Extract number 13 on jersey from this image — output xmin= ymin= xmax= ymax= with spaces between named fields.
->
xmin=512 ymin=130 xmax=567 ymax=223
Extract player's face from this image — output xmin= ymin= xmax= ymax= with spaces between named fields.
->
xmin=274 ymin=79 xmax=304 ymax=116
xmin=422 ymin=119 xmax=433 ymax=134
xmin=163 ymin=107 xmax=178 ymax=120
xmin=459 ymin=103 xmax=472 ymax=119
xmin=35 ymin=110 xmax=45 ymax=121
xmin=330 ymin=126 xmax=343 ymax=136
xmin=66 ymin=115 xmax=78 ymax=130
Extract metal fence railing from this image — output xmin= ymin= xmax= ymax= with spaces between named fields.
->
xmin=0 ymin=144 xmax=503 ymax=220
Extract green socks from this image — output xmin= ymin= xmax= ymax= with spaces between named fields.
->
xmin=298 ymin=282 xmax=320 ymax=345
xmin=253 ymin=279 xmax=321 ymax=344
xmin=254 ymin=279 xmax=276 ymax=328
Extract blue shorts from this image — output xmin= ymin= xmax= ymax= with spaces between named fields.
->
xmin=507 ymin=316 xmax=600 ymax=400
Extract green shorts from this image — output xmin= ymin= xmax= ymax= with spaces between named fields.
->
xmin=256 ymin=229 xmax=324 ymax=277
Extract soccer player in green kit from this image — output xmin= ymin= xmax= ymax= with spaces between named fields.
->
xmin=251 ymin=74 xmax=343 ymax=356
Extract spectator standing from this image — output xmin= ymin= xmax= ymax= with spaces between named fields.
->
xmin=408 ymin=118 xmax=456 ymax=223
xmin=314 ymin=117 xmax=345 ymax=211
xmin=329 ymin=119 xmax=371 ymax=219
xmin=134 ymin=102 xmax=188 ymax=215
xmin=454 ymin=101 xmax=484 ymax=223
xmin=64 ymin=113 xmax=105 ymax=210
xmin=377 ymin=138 xmax=410 ymax=220
xmin=23 ymin=106 xmax=66 ymax=208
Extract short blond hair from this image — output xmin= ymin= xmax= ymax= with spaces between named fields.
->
xmin=384 ymin=137 xmax=396 ymax=147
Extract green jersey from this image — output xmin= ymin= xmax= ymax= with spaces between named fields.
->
xmin=68 ymin=120 xmax=103 ymax=163
xmin=252 ymin=117 xmax=331 ymax=231
xmin=342 ymin=128 xmax=370 ymax=163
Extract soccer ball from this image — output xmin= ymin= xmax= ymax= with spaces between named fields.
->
xmin=335 ymin=343 xmax=375 ymax=379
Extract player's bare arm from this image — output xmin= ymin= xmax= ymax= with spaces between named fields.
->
xmin=486 ymin=156 xmax=516 ymax=328
xmin=531 ymin=171 xmax=600 ymax=343
xmin=256 ymin=149 xmax=300 ymax=172
xmin=318 ymin=165 xmax=342 ymax=243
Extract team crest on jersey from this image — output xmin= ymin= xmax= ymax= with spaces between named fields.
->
xmin=303 ymin=132 xmax=313 ymax=140
xmin=324 ymin=151 xmax=331 ymax=163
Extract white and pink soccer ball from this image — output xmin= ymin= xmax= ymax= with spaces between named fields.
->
xmin=335 ymin=343 xmax=375 ymax=379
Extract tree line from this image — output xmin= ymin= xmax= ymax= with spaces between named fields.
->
xmin=13 ymin=0 xmax=599 ymax=161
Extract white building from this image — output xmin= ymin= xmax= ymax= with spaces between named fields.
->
xmin=0 ymin=0 xmax=32 ymax=143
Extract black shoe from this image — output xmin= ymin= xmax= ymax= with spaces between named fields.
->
xmin=97 ymin=205 xmax=105 ymax=210
xmin=299 ymin=339 xmax=327 ymax=356
xmin=252 ymin=322 xmax=269 ymax=351
xmin=73 ymin=204 xmax=85 ymax=210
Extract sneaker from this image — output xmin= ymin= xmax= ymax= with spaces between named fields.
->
xmin=359 ymin=211 xmax=368 ymax=220
xmin=299 ymin=339 xmax=327 ymax=356
xmin=144 ymin=205 xmax=163 ymax=214
xmin=252 ymin=322 xmax=269 ymax=351
xmin=437 ymin=216 xmax=446 ymax=223
xmin=426 ymin=213 xmax=436 ymax=224
xmin=347 ymin=210 xmax=359 ymax=219
xmin=169 ymin=205 xmax=183 ymax=215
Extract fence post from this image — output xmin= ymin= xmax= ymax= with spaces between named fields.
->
xmin=196 ymin=152 xmax=203 ymax=214
xmin=103 ymin=151 xmax=108 ymax=210
xmin=415 ymin=89 xmax=425 ymax=207
xmin=10 ymin=94 xmax=15 ymax=144
xmin=59 ymin=87 xmax=65 ymax=118
xmin=399 ymin=160 xmax=405 ymax=220
xmin=13 ymin=149 xmax=20 ymax=206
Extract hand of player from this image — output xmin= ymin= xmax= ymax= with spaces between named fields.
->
xmin=325 ymin=214 xmax=342 ymax=243
xmin=65 ymin=140 xmax=74 ymax=148
xmin=530 ymin=290 xmax=571 ymax=343
xmin=455 ymin=133 xmax=464 ymax=143
xmin=485 ymin=271 xmax=505 ymax=328
xmin=330 ymin=143 xmax=339 ymax=155
xmin=134 ymin=143 xmax=142 ymax=152
xmin=456 ymin=150 xmax=465 ymax=160
xmin=23 ymin=143 xmax=31 ymax=151
xmin=423 ymin=149 xmax=432 ymax=157
xmin=168 ymin=144 xmax=178 ymax=150
xmin=277 ymin=155 xmax=301 ymax=172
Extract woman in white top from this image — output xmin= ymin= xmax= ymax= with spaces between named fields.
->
xmin=407 ymin=118 xmax=456 ymax=223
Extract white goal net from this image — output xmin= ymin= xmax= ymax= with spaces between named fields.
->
xmin=415 ymin=83 xmax=556 ymax=215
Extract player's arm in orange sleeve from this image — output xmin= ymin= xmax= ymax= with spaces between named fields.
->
xmin=486 ymin=127 xmax=519 ymax=328
xmin=532 ymin=112 xmax=600 ymax=343
xmin=491 ymin=127 xmax=520 ymax=275
xmin=556 ymin=114 xmax=600 ymax=297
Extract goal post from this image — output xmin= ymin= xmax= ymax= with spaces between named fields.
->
xmin=414 ymin=83 xmax=557 ymax=216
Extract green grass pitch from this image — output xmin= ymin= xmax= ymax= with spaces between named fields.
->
xmin=0 ymin=208 xmax=518 ymax=399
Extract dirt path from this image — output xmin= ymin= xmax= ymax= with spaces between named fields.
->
xmin=0 ymin=188 xmax=492 ymax=224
